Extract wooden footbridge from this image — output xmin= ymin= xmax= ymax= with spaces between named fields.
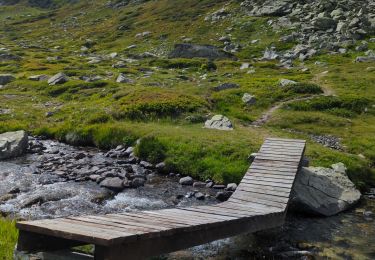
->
xmin=16 ymin=138 xmax=306 ymax=260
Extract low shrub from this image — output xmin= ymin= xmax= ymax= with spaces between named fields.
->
xmin=285 ymin=83 xmax=323 ymax=94
xmin=135 ymin=136 xmax=166 ymax=164
xmin=285 ymin=96 xmax=372 ymax=116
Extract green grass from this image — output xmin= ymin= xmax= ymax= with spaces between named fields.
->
xmin=0 ymin=218 xmax=18 ymax=260
xmin=0 ymin=0 xmax=374 ymax=189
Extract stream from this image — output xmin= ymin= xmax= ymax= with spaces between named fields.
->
xmin=1 ymin=138 xmax=374 ymax=259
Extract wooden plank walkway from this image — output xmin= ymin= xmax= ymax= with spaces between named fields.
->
xmin=16 ymin=138 xmax=306 ymax=260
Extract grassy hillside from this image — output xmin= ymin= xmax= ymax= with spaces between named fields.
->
xmin=0 ymin=0 xmax=374 ymax=189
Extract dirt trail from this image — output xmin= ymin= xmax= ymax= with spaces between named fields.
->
xmin=251 ymin=71 xmax=336 ymax=127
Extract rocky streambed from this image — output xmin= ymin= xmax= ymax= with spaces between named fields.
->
xmin=1 ymin=136 xmax=374 ymax=259
xmin=0 ymin=137 xmax=221 ymax=220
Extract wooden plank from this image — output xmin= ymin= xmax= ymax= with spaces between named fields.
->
xmin=236 ymin=186 xmax=291 ymax=198
xmin=222 ymin=200 xmax=281 ymax=214
xmin=228 ymin=197 xmax=284 ymax=211
xmin=266 ymin=138 xmax=305 ymax=143
xmin=118 ymin=212 xmax=203 ymax=226
xmin=264 ymin=140 xmax=306 ymax=146
xmin=143 ymin=209 xmax=227 ymax=224
xmin=255 ymin=156 xmax=302 ymax=163
xmin=245 ymin=172 xmax=296 ymax=180
xmin=137 ymin=211 xmax=210 ymax=225
xmin=249 ymin=165 xmax=298 ymax=173
xmin=240 ymin=179 xmax=293 ymax=189
xmin=176 ymin=208 xmax=236 ymax=221
xmin=250 ymin=160 xmax=300 ymax=167
xmin=231 ymin=189 xmax=290 ymax=204
xmin=247 ymin=168 xmax=296 ymax=176
xmin=238 ymin=182 xmax=291 ymax=194
xmin=88 ymin=215 xmax=180 ymax=231
xmin=178 ymin=206 xmax=252 ymax=218
xmin=243 ymin=175 xmax=295 ymax=184
xmin=71 ymin=215 xmax=177 ymax=233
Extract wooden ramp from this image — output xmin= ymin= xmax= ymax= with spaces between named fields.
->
xmin=16 ymin=138 xmax=306 ymax=260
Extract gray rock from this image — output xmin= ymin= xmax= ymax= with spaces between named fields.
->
xmin=100 ymin=177 xmax=124 ymax=191
xmin=168 ymin=44 xmax=235 ymax=60
xmin=29 ymin=75 xmax=49 ymax=81
xmin=313 ymin=17 xmax=336 ymax=30
xmin=193 ymin=182 xmax=206 ymax=188
xmin=194 ymin=192 xmax=205 ymax=200
xmin=216 ymin=191 xmax=232 ymax=202
xmin=226 ymin=183 xmax=237 ymax=192
xmin=355 ymin=56 xmax=375 ymax=63
xmin=204 ymin=115 xmax=233 ymax=131
xmin=213 ymin=83 xmax=240 ymax=91
xmin=242 ymin=93 xmax=256 ymax=105
xmin=263 ymin=47 xmax=279 ymax=60
xmin=0 ymin=74 xmax=15 ymax=85
xmin=48 ymin=72 xmax=68 ymax=85
xmin=0 ymin=130 xmax=28 ymax=160
xmin=279 ymin=79 xmax=297 ymax=87
xmin=179 ymin=176 xmax=194 ymax=186
xmin=116 ymin=73 xmax=133 ymax=83
xmin=131 ymin=177 xmax=146 ymax=188
xmin=247 ymin=0 xmax=293 ymax=16
xmin=291 ymin=164 xmax=361 ymax=216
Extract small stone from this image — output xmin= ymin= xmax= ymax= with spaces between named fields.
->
xmin=204 ymin=115 xmax=233 ymax=131
xmin=100 ymin=177 xmax=124 ymax=191
xmin=279 ymin=79 xmax=297 ymax=87
xmin=131 ymin=177 xmax=146 ymax=188
xmin=212 ymin=185 xmax=226 ymax=189
xmin=213 ymin=83 xmax=240 ymax=91
xmin=0 ymin=74 xmax=15 ymax=85
xmin=116 ymin=73 xmax=133 ymax=83
xmin=194 ymin=192 xmax=205 ymax=200
xmin=179 ymin=176 xmax=194 ymax=185
xmin=226 ymin=183 xmax=237 ymax=192
xmin=215 ymin=191 xmax=233 ymax=202
xmin=193 ymin=182 xmax=206 ymax=188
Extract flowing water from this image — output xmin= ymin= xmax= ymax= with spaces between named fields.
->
xmin=1 ymin=139 xmax=374 ymax=259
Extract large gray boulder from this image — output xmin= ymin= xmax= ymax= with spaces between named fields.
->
xmin=0 ymin=74 xmax=15 ymax=85
xmin=0 ymin=130 xmax=28 ymax=160
xmin=291 ymin=163 xmax=361 ymax=216
xmin=204 ymin=115 xmax=233 ymax=131
xmin=168 ymin=44 xmax=235 ymax=60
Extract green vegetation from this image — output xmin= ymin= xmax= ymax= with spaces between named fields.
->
xmin=0 ymin=0 xmax=374 ymax=191
xmin=0 ymin=218 xmax=18 ymax=260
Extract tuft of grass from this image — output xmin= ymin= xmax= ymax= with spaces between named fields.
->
xmin=135 ymin=136 xmax=167 ymax=164
xmin=0 ymin=218 xmax=18 ymax=260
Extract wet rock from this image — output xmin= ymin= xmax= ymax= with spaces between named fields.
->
xmin=131 ymin=177 xmax=146 ymax=188
xmin=48 ymin=72 xmax=68 ymax=85
xmin=204 ymin=115 xmax=233 ymax=131
xmin=291 ymin=163 xmax=361 ymax=216
xmin=195 ymin=192 xmax=205 ymax=200
xmin=213 ymin=83 xmax=240 ymax=91
xmin=179 ymin=176 xmax=194 ymax=186
xmin=168 ymin=44 xmax=235 ymax=60
xmin=226 ymin=183 xmax=237 ymax=192
xmin=216 ymin=191 xmax=233 ymax=202
xmin=213 ymin=185 xmax=226 ymax=189
xmin=100 ymin=177 xmax=124 ymax=191
xmin=0 ymin=130 xmax=28 ymax=160
xmin=155 ymin=162 xmax=166 ymax=173
xmin=0 ymin=74 xmax=15 ymax=85
xmin=193 ymin=182 xmax=206 ymax=188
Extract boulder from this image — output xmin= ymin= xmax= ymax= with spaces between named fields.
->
xmin=213 ymin=83 xmax=240 ymax=91
xmin=279 ymin=79 xmax=297 ymax=87
xmin=168 ymin=44 xmax=235 ymax=60
xmin=100 ymin=177 xmax=124 ymax=191
xmin=0 ymin=130 xmax=28 ymax=160
xmin=179 ymin=176 xmax=193 ymax=186
xmin=48 ymin=72 xmax=68 ymax=85
xmin=0 ymin=74 xmax=15 ymax=85
xmin=242 ymin=93 xmax=256 ymax=105
xmin=204 ymin=115 xmax=233 ymax=131
xmin=249 ymin=0 xmax=293 ymax=16
xmin=216 ymin=191 xmax=233 ymax=202
xmin=226 ymin=183 xmax=238 ymax=192
xmin=291 ymin=163 xmax=361 ymax=216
